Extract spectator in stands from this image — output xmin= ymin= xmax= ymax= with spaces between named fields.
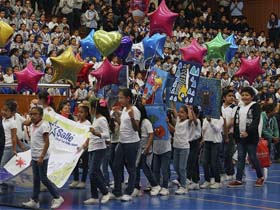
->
xmin=84 ymin=3 xmax=99 ymax=34
xmin=230 ymin=0 xmax=243 ymax=19
xmin=59 ymin=0 xmax=74 ymax=31
xmin=3 ymin=67 xmax=14 ymax=84
xmin=31 ymin=50 xmax=45 ymax=71
xmin=267 ymin=13 xmax=280 ymax=48
xmin=10 ymin=48 xmax=20 ymax=68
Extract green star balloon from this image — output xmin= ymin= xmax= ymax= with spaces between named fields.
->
xmin=206 ymin=32 xmax=231 ymax=61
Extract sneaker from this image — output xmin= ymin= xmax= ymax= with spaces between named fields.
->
xmin=200 ymin=181 xmax=211 ymax=189
xmin=131 ymin=188 xmax=141 ymax=197
xmin=101 ymin=193 xmax=110 ymax=204
xmin=188 ymin=183 xmax=200 ymax=190
xmin=159 ymin=188 xmax=169 ymax=196
xmin=186 ymin=179 xmax=192 ymax=185
xmin=69 ymin=181 xmax=79 ymax=189
xmin=227 ymin=180 xmax=243 ymax=188
xmin=121 ymin=194 xmax=132 ymax=202
xmin=210 ymin=178 xmax=215 ymax=185
xmin=210 ymin=182 xmax=221 ymax=189
xmin=51 ymin=196 xmax=64 ymax=209
xmin=150 ymin=185 xmax=161 ymax=196
xmin=83 ymin=198 xmax=99 ymax=205
xmin=144 ymin=186 xmax=151 ymax=192
xmin=220 ymin=174 xmax=227 ymax=182
xmin=226 ymin=175 xmax=234 ymax=181
xmin=109 ymin=192 xmax=121 ymax=200
xmin=76 ymin=182 xmax=86 ymax=189
xmin=40 ymin=184 xmax=48 ymax=192
xmin=175 ymin=187 xmax=188 ymax=195
xmin=255 ymin=178 xmax=265 ymax=187
xmin=22 ymin=199 xmax=40 ymax=209
xmin=172 ymin=179 xmax=181 ymax=186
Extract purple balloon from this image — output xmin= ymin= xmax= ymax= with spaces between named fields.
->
xmin=115 ymin=36 xmax=132 ymax=60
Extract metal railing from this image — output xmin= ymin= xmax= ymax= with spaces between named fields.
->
xmin=0 ymin=83 xmax=71 ymax=97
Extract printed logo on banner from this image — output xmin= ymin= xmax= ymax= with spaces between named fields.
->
xmin=185 ymin=64 xmax=201 ymax=105
xmin=49 ymin=121 xmax=76 ymax=146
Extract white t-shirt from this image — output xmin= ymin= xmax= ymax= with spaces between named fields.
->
xmin=15 ymin=113 xmax=25 ymax=140
xmin=140 ymin=119 xmax=153 ymax=152
xmin=119 ymin=106 xmax=141 ymax=144
xmin=153 ymin=137 xmax=172 ymax=155
xmin=173 ymin=118 xmax=190 ymax=149
xmin=202 ymin=117 xmax=224 ymax=143
xmin=222 ymin=104 xmax=237 ymax=134
xmin=188 ymin=119 xmax=202 ymax=141
xmin=30 ymin=120 xmax=50 ymax=161
xmin=88 ymin=116 xmax=109 ymax=152
xmin=3 ymin=117 xmax=17 ymax=147
xmin=3 ymin=74 xmax=14 ymax=83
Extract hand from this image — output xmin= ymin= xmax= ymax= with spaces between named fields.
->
xmin=90 ymin=127 xmax=95 ymax=135
xmin=13 ymin=150 xmax=17 ymax=156
xmin=37 ymin=156 xmax=44 ymax=165
xmin=128 ymin=108 xmax=134 ymax=119
xmin=76 ymin=146 xmax=84 ymax=154
xmin=272 ymin=137 xmax=279 ymax=143
xmin=143 ymin=146 xmax=150 ymax=155
xmin=207 ymin=117 xmax=211 ymax=122
xmin=240 ymin=131 xmax=248 ymax=138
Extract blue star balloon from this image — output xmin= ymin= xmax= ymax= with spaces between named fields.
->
xmin=225 ymin=34 xmax=238 ymax=63
xmin=143 ymin=33 xmax=166 ymax=60
xmin=80 ymin=29 xmax=101 ymax=61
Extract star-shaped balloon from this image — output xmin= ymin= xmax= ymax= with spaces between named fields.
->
xmin=90 ymin=58 xmax=123 ymax=89
xmin=80 ymin=29 xmax=101 ymax=61
xmin=148 ymin=0 xmax=178 ymax=37
xmin=206 ymin=32 xmax=231 ymax=61
xmin=235 ymin=57 xmax=265 ymax=85
xmin=14 ymin=62 xmax=44 ymax=92
xmin=0 ymin=21 xmax=14 ymax=47
xmin=143 ymin=33 xmax=166 ymax=60
xmin=180 ymin=39 xmax=207 ymax=64
xmin=50 ymin=47 xmax=84 ymax=86
xmin=225 ymin=34 xmax=238 ymax=63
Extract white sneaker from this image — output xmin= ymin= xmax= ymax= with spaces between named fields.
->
xmin=109 ymin=192 xmax=121 ymax=200
xmin=263 ymin=168 xmax=268 ymax=181
xmin=83 ymin=198 xmax=99 ymax=205
xmin=143 ymin=186 xmax=151 ymax=192
xmin=76 ymin=182 xmax=86 ymax=189
xmin=150 ymin=185 xmax=161 ymax=196
xmin=200 ymin=181 xmax=211 ymax=189
xmin=210 ymin=182 xmax=221 ymax=189
xmin=172 ymin=179 xmax=181 ymax=186
xmin=101 ymin=193 xmax=110 ymax=204
xmin=210 ymin=178 xmax=215 ymax=185
xmin=51 ymin=196 xmax=64 ymax=209
xmin=226 ymin=175 xmax=234 ymax=181
xmin=121 ymin=194 xmax=133 ymax=202
xmin=159 ymin=188 xmax=169 ymax=196
xmin=188 ymin=183 xmax=200 ymax=190
xmin=221 ymin=174 xmax=227 ymax=182
xmin=175 ymin=187 xmax=188 ymax=195
xmin=131 ymin=188 xmax=141 ymax=197
xmin=69 ymin=181 xmax=79 ymax=188
xmin=22 ymin=199 xmax=39 ymax=209
xmin=186 ymin=179 xmax=192 ymax=185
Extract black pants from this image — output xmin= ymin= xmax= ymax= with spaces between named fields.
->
xmin=187 ymin=139 xmax=200 ymax=183
xmin=73 ymin=150 xmax=88 ymax=182
xmin=203 ymin=142 xmax=220 ymax=183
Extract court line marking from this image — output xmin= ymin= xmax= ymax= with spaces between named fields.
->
xmin=198 ymin=191 xmax=280 ymax=204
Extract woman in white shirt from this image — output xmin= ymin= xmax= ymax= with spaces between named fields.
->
xmin=82 ymin=99 xmax=110 ymax=205
xmin=111 ymin=88 xmax=141 ymax=202
xmin=201 ymin=116 xmax=224 ymax=189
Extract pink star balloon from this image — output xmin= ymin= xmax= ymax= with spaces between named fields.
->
xmin=235 ymin=57 xmax=265 ymax=85
xmin=14 ymin=62 xmax=44 ymax=92
xmin=90 ymin=58 xmax=123 ymax=90
xmin=148 ymin=0 xmax=178 ymax=37
xmin=180 ymin=39 xmax=207 ymax=64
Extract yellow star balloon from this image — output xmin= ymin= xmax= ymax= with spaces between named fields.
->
xmin=50 ymin=47 xmax=84 ymax=86
xmin=0 ymin=21 xmax=14 ymax=47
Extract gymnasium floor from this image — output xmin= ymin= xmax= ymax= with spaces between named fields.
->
xmin=0 ymin=164 xmax=280 ymax=210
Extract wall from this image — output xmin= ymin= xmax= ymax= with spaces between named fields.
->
xmin=243 ymin=0 xmax=280 ymax=34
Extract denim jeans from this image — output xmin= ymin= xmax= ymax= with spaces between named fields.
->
xmin=135 ymin=153 xmax=158 ymax=189
xmin=152 ymin=151 xmax=171 ymax=188
xmin=32 ymin=159 xmax=59 ymax=202
xmin=88 ymin=149 xmax=108 ymax=199
xmin=112 ymin=142 xmax=140 ymax=197
xmin=0 ymin=146 xmax=13 ymax=167
xmin=236 ymin=143 xmax=263 ymax=181
xmin=102 ymin=146 xmax=111 ymax=186
xmin=203 ymin=142 xmax=220 ymax=183
xmin=224 ymin=134 xmax=235 ymax=176
xmin=110 ymin=143 xmax=124 ymax=183
xmin=73 ymin=150 xmax=88 ymax=182
xmin=173 ymin=148 xmax=189 ymax=187
xmin=187 ymin=139 xmax=200 ymax=183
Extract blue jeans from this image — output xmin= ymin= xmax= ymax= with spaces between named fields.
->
xmin=73 ymin=150 xmax=88 ymax=182
xmin=112 ymin=142 xmax=140 ymax=197
xmin=135 ymin=153 xmax=158 ymax=189
xmin=173 ymin=148 xmax=189 ymax=187
xmin=102 ymin=146 xmax=111 ymax=186
xmin=203 ymin=142 xmax=220 ymax=183
xmin=89 ymin=149 xmax=108 ymax=199
xmin=32 ymin=159 xmax=59 ymax=202
xmin=236 ymin=143 xmax=263 ymax=181
xmin=153 ymin=151 xmax=171 ymax=188
xmin=0 ymin=146 xmax=13 ymax=167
